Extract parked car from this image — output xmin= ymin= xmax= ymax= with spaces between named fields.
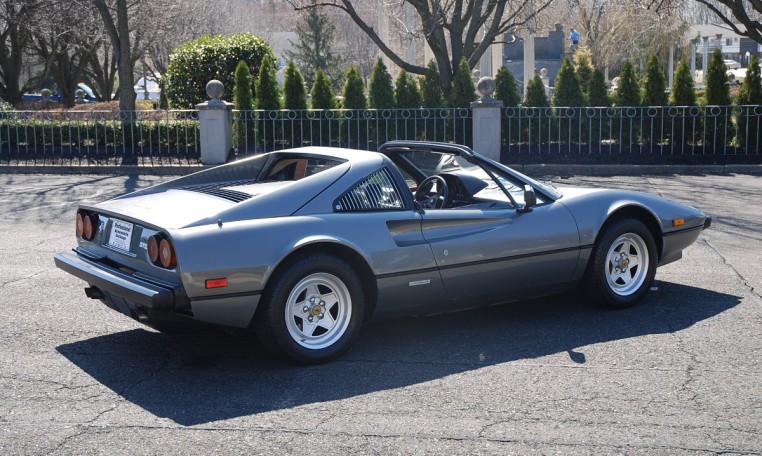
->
xmin=22 ymin=83 xmax=96 ymax=102
xmin=724 ymin=59 xmax=742 ymax=69
xmin=134 ymin=74 xmax=161 ymax=101
xmin=54 ymin=141 xmax=711 ymax=363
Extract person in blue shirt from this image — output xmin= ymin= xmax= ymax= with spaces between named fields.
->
xmin=570 ymin=28 xmax=580 ymax=45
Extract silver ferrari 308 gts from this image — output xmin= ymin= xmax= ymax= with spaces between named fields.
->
xmin=55 ymin=141 xmax=711 ymax=363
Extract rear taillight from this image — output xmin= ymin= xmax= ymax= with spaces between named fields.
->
xmin=147 ymin=235 xmax=160 ymax=264
xmin=147 ymin=233 xmax=176 ymax=269
xmin=76 ymin=210 xmax=98 ymax=241
xmin=159 ymin=238 xmax=177 ymax=269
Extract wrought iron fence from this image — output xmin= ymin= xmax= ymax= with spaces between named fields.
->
xmin=0 ymin=110 xmax=200 ymax=166
xmin=1 ymin=105 xmax=759 ymax=168
xmin=232 ymin=108 xmax=472 ymax=156
xmin=500 ymin=105 xmax=762 ymax=159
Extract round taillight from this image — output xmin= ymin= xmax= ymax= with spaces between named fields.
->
xmin=159 ymin=238 xmax=176 ymax=269
xmin=75 ymin=212 xmax=84 ymax=238
xmin=147 ymin=235 xmax=160 ymax=265
xmin=82 ymin=213 xmax=97 ymax=241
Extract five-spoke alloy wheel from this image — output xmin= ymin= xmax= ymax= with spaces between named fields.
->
xmin=585 ymin=218 xmax=657 ymax=309
xmin=255 ymin=254 xmax=365 ymax=364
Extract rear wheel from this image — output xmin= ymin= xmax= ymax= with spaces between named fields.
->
xmin=584 ymin=218 xmax=657 ymax=309
xmin=254 ymin=254 xmax=365 ymax=364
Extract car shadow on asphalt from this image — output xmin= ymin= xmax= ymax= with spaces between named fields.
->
xmin=56 ymin=280 xmax=740 ymax=426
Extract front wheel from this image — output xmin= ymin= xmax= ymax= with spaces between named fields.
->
xmin=584 ymin=218 xmax=657 ymax=309
xmin=254 ymin=254 xmax=365 ymax=364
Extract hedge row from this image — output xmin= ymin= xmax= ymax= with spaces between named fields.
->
xmin=0 ymin=119 xmax=200 ymax=148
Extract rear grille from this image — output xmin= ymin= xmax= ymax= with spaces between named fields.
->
xmin=181 ymin=179 xmax=258 ymax=203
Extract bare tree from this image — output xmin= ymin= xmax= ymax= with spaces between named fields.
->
xmin=648 ymin=0 xmax=762 ymax=45
xmin=0 ymin=0 xmax=43 ymax=104
xmin=30 ymin=0 xmax=102 ymax=107
xmin=93 ymin=0 xmax=136 ymax=111
xmin=287 ymin=0 xmax=554 ymax=95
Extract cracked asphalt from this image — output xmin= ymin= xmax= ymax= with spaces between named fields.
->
xmin=0 ymin=172 xmax=760 ymax=455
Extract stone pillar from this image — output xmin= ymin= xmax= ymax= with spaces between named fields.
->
xmin=668 ymin=46 xmax=674 ymax=91
xmin=197 ymin=80 xmax=234 ymax=165
xmin=523 ymin=35 xmax=535 ymax=97
xmin=702 ymin=36 xmax=709 ymax=85
xmin=471 ymin=77 xmax=503 ymax=162
xmin=690 ymin=39 xmax=698 ymax=82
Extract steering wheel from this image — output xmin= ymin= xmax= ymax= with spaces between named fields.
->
xmin=414 ymin=175 xmax=449 ymax=209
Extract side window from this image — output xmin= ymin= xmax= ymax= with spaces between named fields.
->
xmin=334 ymin=168 xmax=407 ymax=212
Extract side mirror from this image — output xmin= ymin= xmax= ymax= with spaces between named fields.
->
xmin=519 ymin=185 xmax=536 ymax=213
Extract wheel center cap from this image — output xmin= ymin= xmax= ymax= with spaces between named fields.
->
xmin=311 ymin=305 xmax=322 ymax=316
xmin=621 ymin=258 xmax=629 ymax=269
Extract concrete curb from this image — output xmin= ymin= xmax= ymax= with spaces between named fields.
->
xmin=1 ymin=163 xmax=761 ymax=177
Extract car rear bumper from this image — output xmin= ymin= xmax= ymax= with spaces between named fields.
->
xmin=54 ymin=250 xmax=187 ymax=311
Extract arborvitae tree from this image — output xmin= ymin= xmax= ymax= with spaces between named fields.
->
xmin=671 ymin=60 xmax=697 ymax=106
xmin=342 ymin=65 xmax=367 ymax=109
xmin=284 ymin=0 xmax=345 ymax=89
xmin=283 ymin=60 xmax=307 ymax=147
xmin=233 ymin=60 xmax=255 ymax=151
xmin=670 ymin=60 xmax=698 ymax=149
xmin=369 ymin=58 xmax=395 ymax=109
xmin=574 ymin=47 xmax=595 ymax=97
xmin=342 ymin=65 xmax=367 ymax=144
xmin=704 ymin=49 xmax=731 ymax=150
xmin=310 ymin=69 xmax=336 ymax=144
xmin=641 ymin=54 xmax=668 ymax=106
xmin=738 ymin=55 xmax=762 ymax=104
xmin=553 ymin=57 xmax=584 ymax=107
xmin=256 ymin=54 xmax=280 ymax=110
xmin=614 ymin=61 xmax=640 ymax=146
xmin=553 ymin=57 xmax=584 ymax=145
xmin=495 ymin=66 xmax=521 ymax=107
xmin=736 ymin=54 xmax=762 ymax=150
xmin=394 ymin=70 xmax=421 ymax=108
xmin=394 ymin=70 xmax=421 ymax=138
xmin=640 ymin=55 xmax=668 ymax=144
xmin=311 ymin=69 xmax=335 ymax=109
xmin=420 ymin=60 xmax=444 ymax=108
xmin=588 ymin=68 xmax=610 ymax=107
xmin=495 ymin=66 xmax=521 ymax=145
xmin=524 ymin=73 xmax=549 ymax=107
xmin=614 ymin=61 xmax=641 ymax=107
xmin=523 ymin=73 xmax=550 ymax=145
xmin=448 ymin=58 xmax=477 ymax=108
xmin=284 ymin=61 xmax=307 ymax=110
xmin=234 ymin=60 xmax=254 ymax=110
xmin=447 ymin=58 xmax=476 ymax=144
xmin=705 ymin=48 xmax=731 ymax=106
xmin=587 ymin=68 xmax=610 ymax=148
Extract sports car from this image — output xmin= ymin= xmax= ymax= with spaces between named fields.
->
xmin=54 ymin=141 xmax=711 ymax=363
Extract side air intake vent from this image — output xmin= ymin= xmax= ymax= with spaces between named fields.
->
xmin=335 ymin=168 xmax=405 ymax=212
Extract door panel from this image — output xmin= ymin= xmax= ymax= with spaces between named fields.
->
xmin=421 ymin=202 xmax=580 ymax=301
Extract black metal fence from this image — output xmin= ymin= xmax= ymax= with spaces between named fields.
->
xmin=499 ymin=106 xmax=762 ymax=162
xmin=232 ymin=108 xmax=472 ymax=156
xmin=0 ymin=110 xmax=199 ymax=166
xmin=1 ymin=105 xmax=760 ymax=167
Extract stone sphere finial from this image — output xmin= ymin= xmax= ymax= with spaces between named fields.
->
xmin=41 ymin=88 xmax=52 ymax=100
xmin=476 ymin=76 xmax=496 ymax=100
xmin=206 ymin=80 xmax=224 ymax=101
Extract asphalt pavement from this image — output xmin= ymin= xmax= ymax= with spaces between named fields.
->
xmin=0 ymin=172 xmax=760 ymax=455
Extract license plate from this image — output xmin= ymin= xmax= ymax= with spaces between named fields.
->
xmin=108 ymin=219 xmax=133 ymax=252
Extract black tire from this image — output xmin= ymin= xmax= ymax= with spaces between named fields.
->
xmin=584 ymin=218 xmax=657 ymax=309
xmin=254 ymin=254 xmax=365 ymax=364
